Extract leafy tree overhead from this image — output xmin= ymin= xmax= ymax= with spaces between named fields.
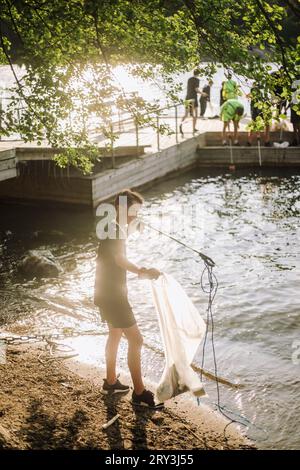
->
xmin=0 ymin=0 xmax=299 ymax=172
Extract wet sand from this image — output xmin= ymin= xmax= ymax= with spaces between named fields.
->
xmin=0 ymin=345 xmax=254 ymax=450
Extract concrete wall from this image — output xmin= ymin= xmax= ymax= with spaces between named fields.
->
xmin=204 ymin=131 xmax=294 ymax=146
xmin=0 ymin=149 xmax=17 ymax=182
xmin=197 ymin=146 xmax=300 ymax=167
xmin=0 ymin=173 xmax=93 ymax=206
xmin=92 ymin=135 xmax=204 ymax=207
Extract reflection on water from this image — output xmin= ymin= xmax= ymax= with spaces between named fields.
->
xmin=0 ymin=167 xmax=299 ymax=449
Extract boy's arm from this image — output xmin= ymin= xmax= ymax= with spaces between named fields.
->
xmin=115 ymin=253 xmax=160 ymax=279
xmin=114 ymin=253 xmax=142 ymax=275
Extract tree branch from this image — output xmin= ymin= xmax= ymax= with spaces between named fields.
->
xmin=282 ymin=0 xmax=300 ymax=20
xmin=254 ymin=0 xmax=291 ymax=80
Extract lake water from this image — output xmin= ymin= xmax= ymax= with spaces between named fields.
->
xmin=1 ymin=167 xmax=299 ymax=449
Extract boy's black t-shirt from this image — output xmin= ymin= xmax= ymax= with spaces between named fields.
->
xmin=94 ymin=223 xmax=128 ymax=305
xmin=186 ymin=76 xmax=200 ymax=100
xmin=201 ymin=84 xmax=211 ymax=101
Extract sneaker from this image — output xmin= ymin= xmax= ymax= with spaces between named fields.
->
xmin=222 ymin=140 xmax=227 ymax=146
xmin=233 ymin=141 xmax=240 ymax=146
xmin=264 ymin=141 xmax=271 ymax=147
xmin=179 ymin=124 xmax=184 ymax=136
xmin=102 ymin=378 xmax=130 ymax=395
xmin=247 ymin=141 xmax=252 ymax=147
xmin=131 ymin=389 xmax=164 ymax=409
xmin=193 ymin=128 xmax=199 ymax=133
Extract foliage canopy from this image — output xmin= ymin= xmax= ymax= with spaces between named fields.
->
xmin=0 ymin=0 xmax=299 ymax=171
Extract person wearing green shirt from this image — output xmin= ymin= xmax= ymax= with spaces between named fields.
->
xmin=220 ymin=98 xmax=244 ymax=145
xmin=222 ymin=73 xmax=239 ymax=101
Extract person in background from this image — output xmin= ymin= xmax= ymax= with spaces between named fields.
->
xmin=94 ymin=189 xmax=162 ymax=408
xmin=223 ymin=73 xmax=239 ymax=101
xmin=290 ymin=75 xmax=300 ymax=146
xmin=200 ymin=79 xmax=213 ymax=118
xmin=220 ymin=81 xmax=226 ymax=108
xmin=180 ymin=69 xmax=201 ymax=136
xmin=220 ymin=98 xmax=244 ymax=145
xmin=247 ymin=82 xmax=271 ymax=146
xmin=271 ymin=67 xmax=287 ymax=116
xmin=290 ymin=105 xmax=300 ymax=146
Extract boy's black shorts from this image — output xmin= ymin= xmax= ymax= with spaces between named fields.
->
xmin=98 ymin=297 xmax=136 ymax=329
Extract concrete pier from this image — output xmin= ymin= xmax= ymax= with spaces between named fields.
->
xmin=0 ymin=127 xmax=299 ymax=207
xmin=0 ymin=149 xmax=17 ymax=182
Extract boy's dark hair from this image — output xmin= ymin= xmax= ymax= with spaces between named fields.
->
xmin=114 ymin=189 xmax=144 ymax=208
xmin=236 ymin=106 xmax=244 ymax=116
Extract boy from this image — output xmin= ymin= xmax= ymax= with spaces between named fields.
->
xmin=200 ymin=79 xmax=213 ymax=118
xmin=222 ymin=73 xmax=239 ymax=101
xmin=180 ymin=69 xmax=201 ymax=135
xmin=220 ymin=98 xmax=244 ymax=146
xmin=94 ymin=189 xmax=162 ymax=408
xmin=247 ymin=82 xmax=271 ymax=147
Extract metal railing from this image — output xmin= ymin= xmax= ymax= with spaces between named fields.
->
xmin=1 ymin=94 xmax=188 ymax=169
xmin=106 ymin=102 xmax=185 ymax=167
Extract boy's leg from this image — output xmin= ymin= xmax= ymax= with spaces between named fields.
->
xmin=296 ymin=123 xmax=300 ymax=144
xmin=233 ymin=120 xmax=239 ymax=142
xmin=181 ymin=104 xmax=189 ymax=123
xmin=105 ymin=324 xmax=122 ymax=384
xmin=193 ymin=105 xmax=198 ymax=132
xmin=264 ymin=123 xmax=270 ymax=144
xmin=222 ymin=121 xmax=229 ymax=143
xmin=247 ymin=130 xmax=252 ymax=145
xmin=200 ymin=98 xmax=206 ymax=117
xmin=123 ymin=323 xmax=144 ymax=395
xmin=180 ymin=105 xmax=189 ymax=135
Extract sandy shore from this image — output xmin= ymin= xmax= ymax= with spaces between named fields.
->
xmin=0 ymin=345 xmax=254 ymax=450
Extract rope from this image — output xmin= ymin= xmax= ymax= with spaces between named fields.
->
xmin=258 ymin=137 xmax=262 ymax=167
xmin=141 ymin=221 xmax=215 ymax=267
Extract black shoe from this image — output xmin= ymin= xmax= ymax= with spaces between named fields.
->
xmin=179 ymin=124 xmax=184 ymax=136
xmin=247 ymin=141 xmax=252 ymax=147
xmin=131 ymin=389 xmax=164 ymax=409
xmin=102 ymin=378 xmax=130 ymax=395
xmin=264 ymin=141 xmax=271 ymax=147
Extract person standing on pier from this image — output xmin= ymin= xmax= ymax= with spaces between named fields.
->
xmin=247 ymin=83 xmax=271 ymax=147
xmin=200 ymin=79 xmax=213 ymax=118
xmin=94 ymin=189 xmax=162 ymax=408
xmin=220 ymin=81 xmax=226 ymax=109
xmin=223 ymin=73 xmax=239 ymax=101
xmin=180 ymin=69 xmax=201 ymax=136
xmin=220 ymin=98 xmax=244 ymax=146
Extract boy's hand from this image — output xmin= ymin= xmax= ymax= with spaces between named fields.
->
xmin=138 ymin=267 xmax=161 ymax=280
xmin=146 ymin=268 xmax=161 ymax=280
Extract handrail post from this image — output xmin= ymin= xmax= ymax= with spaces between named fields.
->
xmin=175 ymin=105 xmax=178 ymax=144
xmin=118 ymin=110 xmax=121 ymax=132
xmin=135 ymin=119 xmax=139 ymax=157
xmin=110 ymin=122 xmax=115 ymax=169
xmin=156 ymin=115 xmax=160 ymax=151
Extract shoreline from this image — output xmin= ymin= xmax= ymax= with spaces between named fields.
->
xmin=0 ymin=344 xmax=254 ymax=450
